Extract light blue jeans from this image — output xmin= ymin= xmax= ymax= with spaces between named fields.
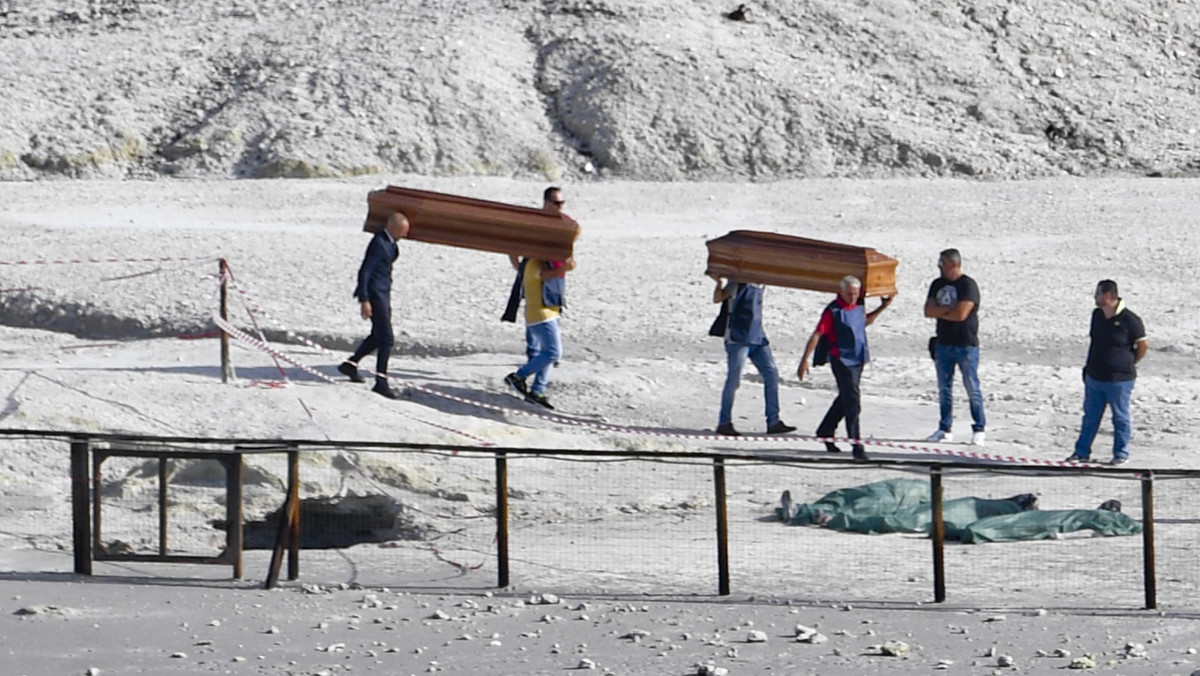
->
xmin=516 ymin=318 xmax=562 ymax=395
xmin=1074 ymin=375 xmax=1134 ymax=460
xmin=935 ymin=343 xmax=986 ymax=433
xmin=719 ymin=342 xmax=781 ymax=427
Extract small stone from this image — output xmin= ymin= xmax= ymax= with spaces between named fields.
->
xmin=998 ymin=654 xmax=1014 ymax=667
xmin=747 ymin=630 xmax=768 ymax=643
xmin=881 ymin=640 xmax=909 ymax=656
xmin=1069 ymin=655 xmax=1096 ymax=669
xmin=1125 ymin=642 xmax=1148 ymax=658
xmin=578 ymin=658 xmax=597 ymax=669
xmin=170 ymin=652 xmax=187 ymax=658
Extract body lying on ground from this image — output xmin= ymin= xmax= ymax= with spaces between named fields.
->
xmin=776 ymin=478 xmax=1141 ymax=543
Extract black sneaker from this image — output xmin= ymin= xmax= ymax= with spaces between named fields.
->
xmin=716 ymin=423 xmax=739 ymax=436
xmin=525 ymin=392 xmax=554 ymax=410
xmin=338 ymin=361 xmax=365 ymax=383
xmin=504 ymin=372 xmax=528 ymax=396
xmin=767 ymin=421 xmax=797 ymax=435
xmin=372 ymin=382 xmax=401 ymax=400
xmin=852 ymin=445 xmax=869 ymax=462
xmin=824 ymin=442 xmax=842 ymax=453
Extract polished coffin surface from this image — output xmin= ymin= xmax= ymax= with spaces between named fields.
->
xmin=364 ymin=186 xmax=579 ymax=261
xmin=705 ymin=230 xmax=899 ymax=296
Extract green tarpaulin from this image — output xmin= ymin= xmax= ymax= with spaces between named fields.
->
xmin=778 ymin=478 xmax=1141 ymax=543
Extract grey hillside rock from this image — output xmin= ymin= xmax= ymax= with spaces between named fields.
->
xmin=0 ymin=0 xmax=1197 ymax=181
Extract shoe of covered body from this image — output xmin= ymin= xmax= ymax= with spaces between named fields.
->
xmin=969 ymin=431 xmax=986 ymax=446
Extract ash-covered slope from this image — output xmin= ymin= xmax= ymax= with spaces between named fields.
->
xmin=1 ymin=0 xmax=1197 ymax=181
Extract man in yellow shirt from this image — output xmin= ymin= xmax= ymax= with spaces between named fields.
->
xmin=504 ymin=187 xmax=576 ymax=409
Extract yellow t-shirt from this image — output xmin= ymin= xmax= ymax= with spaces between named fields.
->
xmin=523 ymin=258 xmax=561 ymax=325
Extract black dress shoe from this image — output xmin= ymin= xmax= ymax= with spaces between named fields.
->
xmin=716 ymin=423 xmax=739 ymax=437
xmin=524 ymin=392 xmax=555 ymax=410
xmin=338 ymin=361 xmax=365 ymax=383
xmin=824 ymin=442 xmax=842 ymax=453
xmin=372 ymin=383 xmax=401 ymax=400
xmin=852 ymin=445 xmax=869 ymax=462
xmin=767 ymin=421 xmax=797 ymax=435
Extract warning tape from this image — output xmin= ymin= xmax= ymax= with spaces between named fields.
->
xmin=215 ymin=275 xmax=1091 ymax=468
xmin=0 ymin=256 xmax=209 ymax=267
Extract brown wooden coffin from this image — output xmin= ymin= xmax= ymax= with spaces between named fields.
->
xmin=364 ymin=186 xmax=579 ymax=261
xmin=705 ymin=230 xmax=899 ymax=297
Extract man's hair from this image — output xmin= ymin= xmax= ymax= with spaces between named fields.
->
xmin=543 ymin=186 xmax=562 ymax=203
xmin=1097 ymin=279 xmax=1119 ymax=298
xmin=840 ymin=275 xmax=862 ymax=290
xmin=939 ymin=248 xmax=962 ymax=265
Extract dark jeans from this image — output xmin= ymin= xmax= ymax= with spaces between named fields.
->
xmin=350 ymin=291 xmax=394 ymax=386
xmin=817 ymin=359 xmax=862 ymax=442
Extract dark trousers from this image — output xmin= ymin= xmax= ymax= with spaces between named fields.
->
xmin=816 ymin=359 xmax=862 ymax=443
xmin=350 ymin=292 xmax=394 ymax=386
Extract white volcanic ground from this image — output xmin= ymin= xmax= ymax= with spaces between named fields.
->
xmin=2 ymin=176 xmax=1200 ymax=674
xmin=2 ymin=0 xmax=1199 ymax=182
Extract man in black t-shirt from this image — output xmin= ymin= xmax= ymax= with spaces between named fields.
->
xmin=923 ymin=248 xmax=987 ymax=446
xmin=1066 ymin=280 xmax=1147 ymax=465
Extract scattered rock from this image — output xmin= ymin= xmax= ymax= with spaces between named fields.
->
xmin=1070 ymin=655 xmax=1097 ymax=669
xmin=880 ymin=640 xmax=910 ymax=656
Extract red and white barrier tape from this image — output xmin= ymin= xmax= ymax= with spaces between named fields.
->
xmin=0 ymin=256 xmax=209 ymax=267
xmin=215 ymin=275 xmax=1092 ymax=468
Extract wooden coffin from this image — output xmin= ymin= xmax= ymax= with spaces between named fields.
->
xmin=364 ymin=186 xmax=579 ymax=261
xmin=705 ymin=230 xmax=899 ymax=297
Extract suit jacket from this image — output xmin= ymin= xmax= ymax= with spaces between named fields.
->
xmin=353 ymin=231 xmax=399 ymax=301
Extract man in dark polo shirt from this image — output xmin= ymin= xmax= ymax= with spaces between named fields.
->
xmin=1066 ymin=280 xmax=1147 ymax=465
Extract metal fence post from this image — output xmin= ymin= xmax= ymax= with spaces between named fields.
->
xmin=219 ymin=258 xmax=233 ymax=383
xmin=930 ymin=466 xmax=946 ymax=603
xmin=1141 ymin=471 xmax=1156 ymax=609
xmin=714 ymin=457 xmax=730 ymax=596
xmin=496 ymin=451 xmax=510 ymax=588
xmin=70 ymin=437 xmax=92 ymax=575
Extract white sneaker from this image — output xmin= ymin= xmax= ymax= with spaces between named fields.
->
xmin=925 ymin=429 xmax=953 ymax=443
xmin=970 ymin=431 xmax=986 ymax=446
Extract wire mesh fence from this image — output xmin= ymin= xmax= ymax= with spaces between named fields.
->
xmin=6 ymin=431 xmax=1199 ymax=610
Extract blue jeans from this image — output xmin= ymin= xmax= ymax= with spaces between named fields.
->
xmin=719 ymin=342 xmax=781 ymax=427
xmin=516 ymin=318 xmax=562 ymax=395
xmin=1074 ymin=375 xmax=1134 ymax=460
xmin=935 ymin=344 xmax=986 ymax=433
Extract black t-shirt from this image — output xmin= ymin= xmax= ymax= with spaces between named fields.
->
xmin=927 ymin=274 xmax=981 ymax=347
xmin=1085 ymin=305 xmax=1146 ymax=382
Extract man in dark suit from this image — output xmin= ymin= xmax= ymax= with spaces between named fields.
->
xmin=339 ymin=212 xmax=409 ymax=399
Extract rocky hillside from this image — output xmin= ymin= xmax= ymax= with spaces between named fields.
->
xmin=1 ymin=0 xmax=1197 ymax=181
